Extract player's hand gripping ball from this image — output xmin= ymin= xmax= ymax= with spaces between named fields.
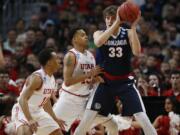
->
xmin=118 ymin=1 xmax=140 ymax=23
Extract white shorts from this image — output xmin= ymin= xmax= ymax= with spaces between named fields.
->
xmin=53 ymin=91 xmax=89 ymax=131
xmin=11 ymin=103 xmax=59 ymax=135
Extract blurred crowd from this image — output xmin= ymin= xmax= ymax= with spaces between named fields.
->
xmin=0 ymin=0 xmax=179 ymax=135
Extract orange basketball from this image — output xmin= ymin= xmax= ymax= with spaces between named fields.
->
xmin=118 ymin=1 xmax=140 ymax=23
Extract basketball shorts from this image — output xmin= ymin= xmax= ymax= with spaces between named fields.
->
xmin=11 ymin=103 xmax=59 ymax=135
xmin=87 ymin=80 xmax=145 ymax=116
xmin=53 ymin=91 xmax=89 ymax=131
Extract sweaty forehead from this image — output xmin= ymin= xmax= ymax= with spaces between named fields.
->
xmin=51 ymin=52 xmax=57 ymax=58
xmin=76 ymin=29 xmax=86 ymax=35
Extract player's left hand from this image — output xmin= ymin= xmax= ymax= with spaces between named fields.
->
xmin=55 ymin=118 xmax=66 ymax=130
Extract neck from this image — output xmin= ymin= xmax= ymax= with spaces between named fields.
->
xmin=112 ymin=28 xmax=119 ymax=36
xmin=42 ymin=66 xmax=53 ymax=76
xmin=74 ymin=44 xmax=86 ymax=53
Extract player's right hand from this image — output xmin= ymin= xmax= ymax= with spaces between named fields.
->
xmin=28 ymin=119 xmax=39 ymax=133
xmin=88 ymin=66 xmax=104 ymax=77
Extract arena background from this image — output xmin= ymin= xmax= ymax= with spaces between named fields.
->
xmin=0 ymin=0 xmax=179 ymax=134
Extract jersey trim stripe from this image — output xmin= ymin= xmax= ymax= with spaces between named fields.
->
xmin=104 ymin=72 xmax=132 ymax=80
xmin=61 ymin=88 xmax=90 ymax=98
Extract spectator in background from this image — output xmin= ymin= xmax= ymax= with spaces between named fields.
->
xmin=15 ymin=18 xmax=26 ymax=44
xmin=44 ymin=19 xmax=58 ymax=39
xmin=136 ymin=75 xmax=161 ymax=96
xmin=45 ymin=37 xmax=58 ymax=51
xmin=145 ymin=55 xmax=159 ymax=75
xmin=160 ymin=62 xmax=171 ymax=82
xmin=33 ymin=28 xmax=46 ymax=55
xmin=3 ymin=29 xmax=17 ymax=55
xmin=135 ymin=53 xmax=148 ymax=74
xmin=29 ymin=15 xmax=40 ymax=30
xmin=24 ymin=28 xmax=36 ymax=55
xmin=0 ymin=69 xmax=18 ymax=116
xmin=26 ymin=53 xmax=40 ymax=70
xmin=163 ymin=70 xmax=180 ymax=102
xmin=14 ymin=42 xmax=27 ymax=67
xmin=148 ymin=74 xmax=163 ymax=96
xmin=15 ymin=18 xmax=26 ymax=35
xmin=171 ymin=50 xmax=180 ymax=68
xmin=4 ymin=55 xmax=18 ymax=81
xmin=137 ymin=75 xmax=149 ymax=96
xmin=168 ymin=59 xmax=178 ymax=71
xmin=153 ymin=97 xmax=180 ymax=135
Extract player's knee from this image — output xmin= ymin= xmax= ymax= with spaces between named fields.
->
xmin=17 ymin=125 xmax=32 ymax=135
xmin=134 ymin=112 xmax=148 ymax=121
xmin=49 ymin=128 xmax=63 ymax=135
xmin=105 ymin=119 xmax=118 ymax=133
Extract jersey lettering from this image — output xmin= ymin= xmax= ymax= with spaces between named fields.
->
xmin=108 ymin=47 xmax=123 ymax=58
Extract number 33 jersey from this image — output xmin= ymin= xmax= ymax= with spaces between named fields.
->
xmin=96 ymin=27 xmax=132 ymax=76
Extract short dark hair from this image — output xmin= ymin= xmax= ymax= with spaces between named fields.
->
xmin=166 ymin=96 xmax=180 ymax=114
xmin=171 ymin=70 xmax=180 ymax=76
xmin=69 ymin=28 xmax=80 ymax=42
xmin=38 ymin=48 xmax=55 ymax=66
xmin=103 ymin=5 xmax=117 ymax=19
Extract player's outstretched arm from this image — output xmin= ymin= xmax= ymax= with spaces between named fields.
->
xmin=128 ymin=12 xmax=141 ymax=56
xmin=63 ymin=52 xmax=102 ymax=86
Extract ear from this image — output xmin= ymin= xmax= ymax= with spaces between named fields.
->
xmin=73 ymin=36 xmax=77 ymax=43
xmin=46 ymin=60 xmax=51 ymax=66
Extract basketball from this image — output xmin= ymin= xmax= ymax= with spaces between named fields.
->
xmin=118 ymin=1 xmax=140 ymax=23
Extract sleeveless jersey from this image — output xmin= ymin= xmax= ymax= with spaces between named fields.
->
xmin=62 ymin=48 xmax=96 ymax=95
xmin=96 ymin=27 xmax=132 ymax=76
xmin=18 ymin=68 xmax=56 ymax=110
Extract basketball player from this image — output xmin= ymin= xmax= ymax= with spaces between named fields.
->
xmin=53 ymin=28 xmax=103 ymax=132
xmin=11 ymin=48 xmax=65 ymax=135
xmin=74 ymin=5 xmax=157 ymax=135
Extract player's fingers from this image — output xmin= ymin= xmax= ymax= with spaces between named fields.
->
xmin=30 ymin=125 xmax=36 ymax=133
xmin=32 ymin=122 xmax=39 ymax=132
xmin=34 ymin=121 xmax=39 ymax=127
xmin=59 ymin=123 xmax=65 ymax=130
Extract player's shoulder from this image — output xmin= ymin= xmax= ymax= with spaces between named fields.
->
xmin=64 ymin=50 xmax=76 ymax=66
xmin=65 ymin=49 xmax=76 ymax=58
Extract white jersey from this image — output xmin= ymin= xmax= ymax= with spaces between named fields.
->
xmin=18 ymin=68 xmax=56 ymax=111
xmin=62 ymin=48 xmax=96 ymax=95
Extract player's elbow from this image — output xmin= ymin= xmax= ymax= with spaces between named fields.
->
xmin=94 ymin=39 xmax=104 ymax=47
xmin=133 ymin=50 xmax=141 ymax=56
xmin=18 ymin=96 xmax=26 ymax=107
xmin=64 ymin=80 xmax=72 ymax=87
xmin=0 ymin=60 xmax=5 ymax=67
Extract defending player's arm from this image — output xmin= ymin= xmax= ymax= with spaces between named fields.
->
xmin=64 ymin=52 xmax=102 ymax=86
xmin=128 ymin=13 xmax=141 ymax=56
xmin=43 ymin=97 xmax=65 ymax=130
xmin=18 ymin=75 xmax=41 ymax=132
xmin=94 ymin=9 xmax=121 ymax=47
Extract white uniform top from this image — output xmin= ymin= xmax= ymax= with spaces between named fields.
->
xmin=18 ymin=68 xmax=56 ymax=111
xmin=62 ymin=48 xmax=96 ymax=96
